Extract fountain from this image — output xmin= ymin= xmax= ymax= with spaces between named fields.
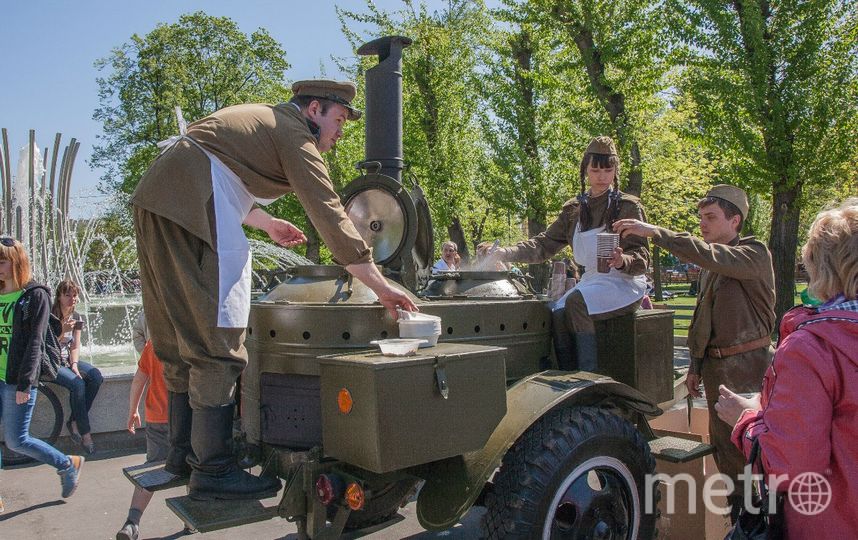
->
xmin=0 ymin=128 xmax=311 ymax=368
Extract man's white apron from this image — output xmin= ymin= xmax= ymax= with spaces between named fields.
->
xmin=158 ymin=133 xmax=274 ymax=328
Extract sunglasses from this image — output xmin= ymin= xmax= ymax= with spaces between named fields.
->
xmin=0 ymin=236 xmax=16 ymax=247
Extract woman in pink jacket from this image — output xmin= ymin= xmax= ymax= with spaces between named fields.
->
xmin=717 ymin=198 xmax=858 ymax=538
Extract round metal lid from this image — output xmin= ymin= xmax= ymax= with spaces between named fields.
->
xmin=342 ymin=173 xmax=418 ymax=267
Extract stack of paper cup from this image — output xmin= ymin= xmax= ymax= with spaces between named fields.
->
xmin=398 ymin=312 xmax=442 ymax=347
xmin=548 ymin=261 xmax=567 ymax=300
xmin=596 ymin=233 xmax=620 ymax=273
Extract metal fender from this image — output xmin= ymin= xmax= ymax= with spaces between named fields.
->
xmin=415 ymin=370 xmax=662 ymax=530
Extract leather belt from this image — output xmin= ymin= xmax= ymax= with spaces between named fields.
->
xmin=707 ymin=336 xmax=771 ymax=359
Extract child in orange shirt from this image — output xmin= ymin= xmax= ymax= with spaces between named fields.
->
xmin=116 ymin=340 xmax=168 ymax=540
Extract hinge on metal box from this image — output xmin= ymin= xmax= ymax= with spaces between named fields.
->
xmin=434 ymin=361 xmax=449 ymax=399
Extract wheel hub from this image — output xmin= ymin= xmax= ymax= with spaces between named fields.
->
xmin=549 ymin=467 xmax=632 ymax=539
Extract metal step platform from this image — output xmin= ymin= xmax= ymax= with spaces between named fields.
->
xmin=649 ymin=435 xmax=715 ymax=464
xmin=166 ymin=495 xmax=279 ymax=533
xmin=123 ymin=461 xmax=188 ymax=492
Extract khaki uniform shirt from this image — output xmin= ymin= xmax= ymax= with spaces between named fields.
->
xmin=651 ymin=230 xmax=775 ymax=373
xmin=131 ymin=103 xmax=372 ymax=266
xmin=501 ymin=190 xmax=650 ymax=275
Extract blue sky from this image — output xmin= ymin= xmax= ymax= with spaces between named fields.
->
xmin=1 ymin=0 xmax=467 ymax=215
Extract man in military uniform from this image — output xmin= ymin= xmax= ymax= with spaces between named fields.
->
xmin=614 ymin=185 xmax=775 ymax=516
xmin=132 ymin=80 xmax=417 ymax=501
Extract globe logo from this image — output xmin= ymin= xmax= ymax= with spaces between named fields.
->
xmin=788 ymin=472 xmax=832 ymax=516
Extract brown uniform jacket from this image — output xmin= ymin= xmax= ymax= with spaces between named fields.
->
xmin=501 ymin=190 xmax=650 ymax=275
xmin=131 ymin=102 xmax=372 ymax=266
xmin=651 ymin=230 xmax=775 ymax=373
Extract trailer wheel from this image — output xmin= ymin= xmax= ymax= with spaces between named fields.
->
xmin=333 ymin=478 xmax=418 ymax=530
xmin=481 ymin=406 xmax=658 ymax=539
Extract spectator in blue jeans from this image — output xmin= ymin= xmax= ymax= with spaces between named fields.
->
xmin=0 ymin=236 xmax=84 ymax=501
xmin=51 ymin=280 xmax=103 ymax=454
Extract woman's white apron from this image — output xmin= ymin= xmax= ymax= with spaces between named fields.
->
xmin=552 ymin=224 xmax=647 ymax=314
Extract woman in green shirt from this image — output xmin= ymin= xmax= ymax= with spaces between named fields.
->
xmin=0 ymin=236 xmax=84 ymax=501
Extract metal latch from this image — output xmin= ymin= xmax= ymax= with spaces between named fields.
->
xmin=434 ymin=361 xmax=449 ymax=399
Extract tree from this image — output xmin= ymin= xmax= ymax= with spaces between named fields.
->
xmin=479 ymin=3 xmax=580 ymax=287
xmin=675 ymin=0 xmax=858 ymax=321
xmin=92 ymin=12 xmax=290 ymax=200
xmin=531 ymin=0 xmax=673 ymax=197
xmin=337 ymin=1 xmax=493 ymax=262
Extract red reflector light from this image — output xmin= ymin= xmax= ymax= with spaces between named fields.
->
xmin=316 ymin=474 xmax=335 ymax=505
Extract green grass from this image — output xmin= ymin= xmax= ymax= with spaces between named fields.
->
xmin=655 ymin=282 xmax=806 ymax=338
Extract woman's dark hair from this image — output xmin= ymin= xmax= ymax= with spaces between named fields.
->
xmin=52 ymin=279 xmax=81 ymax=318
xmin=577 ymin=152 xmax=622 ymax=231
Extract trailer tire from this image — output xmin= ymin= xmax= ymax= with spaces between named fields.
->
xmin=481 ymin=406 xmax=658 ymax=539
xmin=335 ymin=478 xmax=418 ymax=530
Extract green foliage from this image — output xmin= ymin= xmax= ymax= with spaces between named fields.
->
xmin=92 ymin=11 xmax=290 ymax=198
xmin=674 ymin=0 xmax=857 ymax=197
xmin=336 ymin=0 xmax=494 ymax=255
xmin=478 ymin=5 xmax=574 ymax=233
xmin=638 ymin=92 xmax=714 ymax=233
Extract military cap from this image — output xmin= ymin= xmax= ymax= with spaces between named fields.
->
xmin=291 ymin=79 xmax=362 ymax=120
xmin=706 ymin=184 xmax=749 ymax=220
xmin=585 ymin=136 xmax=619 ymax=156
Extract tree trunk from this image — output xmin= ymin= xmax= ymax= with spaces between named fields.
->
xmin=769 ymin=182 xmax=801 ymax=327
xmin=527 ymin=218 xmax=550 ymax=293
xmin=653 ymin=245 xmax=663 ymax=302
xmin=304 ymin=218 xmax=320 ymax=264
xmin=566 ymin=19 xmax=644 ymax=197
xmin=448 ymin=217 xmax=468 ymax=261
xmin=626 ymin=141 xmax=643 ymax=197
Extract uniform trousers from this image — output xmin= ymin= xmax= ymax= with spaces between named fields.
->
xmin=134 ymin=206 xmax=246 ymax=409
xmin=701 ymin=346 xmax=772 ymax=497
xmin=564 ymin=289 xmax=642 ymax=333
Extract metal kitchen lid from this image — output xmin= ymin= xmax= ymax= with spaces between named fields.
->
xmin=342 ymin=173 xmax=418 ymax=267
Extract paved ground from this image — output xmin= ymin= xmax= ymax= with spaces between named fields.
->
xmin=0 ymin=448 xmax=484 ymax=539
xmin=2 ymin=346 xmax=692 ymax=539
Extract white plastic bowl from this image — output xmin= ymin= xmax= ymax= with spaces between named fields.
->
xmin=370 ymin=338 xmax=428 ymax=356
xmin=398 ymin=314 xmax=442 ymax=348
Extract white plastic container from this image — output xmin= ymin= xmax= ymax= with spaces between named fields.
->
xmin=370 ymin=338 xmax=428 ymax=356
xmin=397 ymin=312 xmax=442 ymax=348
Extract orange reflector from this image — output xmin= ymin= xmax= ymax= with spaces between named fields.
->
xmin=337 ymin=388 xmax=353 ymax=414
xmin=345 ymin=482 xmax=365 ymax=510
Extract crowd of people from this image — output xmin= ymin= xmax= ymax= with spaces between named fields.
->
xmin=0 ymin=77 xmax=854 ymax=540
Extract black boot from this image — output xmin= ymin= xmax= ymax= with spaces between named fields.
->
xmin=187 ymin=404 xmax=281 ymax=501
xmin=551 ymin=309 xmax=577 ymax=371
xmin=165 ymin=392 xmax=193 ymax=477
xmin=574 ymin=333 xmax=599 ymax=373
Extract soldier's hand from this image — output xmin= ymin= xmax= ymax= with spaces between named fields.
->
xmin=608 ymin=246 xmax=625 ymax=269
xmin=266 ymin=218 xmax=307 ymax=248
xmin=715 ymin=385 xmax=761 ymax=426
xmin=475 ymin=241 xmax=496 ymax=257
xmin=685 ymin=372 xmax=703 ymax=398
xmin=376 ymin=286 xmax=418 ymax=319
xmin=613 ymin=219 xmax=657 ymax=239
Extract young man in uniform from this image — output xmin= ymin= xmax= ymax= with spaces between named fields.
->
xmin=613 ymin=184 xmax=775 ymax=517
xmin=132 ymin=80 xmax=417 ymax=501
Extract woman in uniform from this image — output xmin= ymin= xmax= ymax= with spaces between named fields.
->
xmin=479 ymin=136 xmax=649 ymax=370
